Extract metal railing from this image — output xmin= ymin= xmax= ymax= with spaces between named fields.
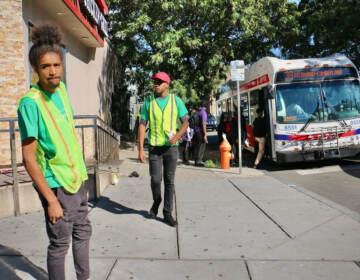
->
xmin=0 ymin=115 xmax=120 ymax=216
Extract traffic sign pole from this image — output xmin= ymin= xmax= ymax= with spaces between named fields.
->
xmin=230 ymin=60 xmax=245 ymax=174
xmin=237 ymin=80 xmax=242 ymax=175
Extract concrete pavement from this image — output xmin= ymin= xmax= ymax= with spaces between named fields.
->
xmin=1 ymin=148 xmax=360 ymax=279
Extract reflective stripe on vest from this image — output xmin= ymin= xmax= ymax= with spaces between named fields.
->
xmin=18 ymin=82 xmax=88 ymax=193
xmin=149 ymin=94 xmax=178 ymax=146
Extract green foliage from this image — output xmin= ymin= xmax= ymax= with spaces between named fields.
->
xmin=108 ymin=0 xmax=299 ymax=95
xmin=282 ymin=0 xmax=360 ymax=67
xmin=205 ymin=160 xmax=221 ymax=168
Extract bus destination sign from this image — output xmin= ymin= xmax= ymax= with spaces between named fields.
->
xmin=275 ymin=67 xmax=357 ymax=83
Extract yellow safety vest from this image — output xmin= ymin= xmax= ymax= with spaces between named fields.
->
xmin=149 ymin=93 xmax=178 ymax=146
xmin=18 ymin=82 xmax=88 ymax=193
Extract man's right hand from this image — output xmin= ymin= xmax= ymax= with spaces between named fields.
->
xmin=48 ymin=200 xmax=63 ymax=224
xmin=139 ymin=150 xmax=146 ymax=163
xmin=22 ymin=138 xmax=63 ymax=224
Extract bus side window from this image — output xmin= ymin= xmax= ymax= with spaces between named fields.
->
xmin=241 ymin=93 xmax=249 ymax=124
xmin=249 ymin=90 xmax=260 ymax=123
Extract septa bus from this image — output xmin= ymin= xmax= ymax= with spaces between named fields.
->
xmin=219 ymin=54 xmax=360 ymax=163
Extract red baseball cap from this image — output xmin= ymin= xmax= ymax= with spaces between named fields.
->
xmin=151 ymin=72 xmax=171 ymax=84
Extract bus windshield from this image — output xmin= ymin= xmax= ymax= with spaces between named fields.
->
xmin=322 ymin=80 xmax=360 ymax=121
xmin=276 ymin=80 xmax=360 ymax=124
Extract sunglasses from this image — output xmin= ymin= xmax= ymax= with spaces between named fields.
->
xmin=153 ymin=79 xmax=164 ymax=85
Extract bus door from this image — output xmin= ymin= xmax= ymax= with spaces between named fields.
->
xmin=248 ymin=89 xmax=266 ymax=150
xmin=238 ymin=93 xmax=249 ymax=146
xmin=264 ymin=87 xmax=275 ymax=160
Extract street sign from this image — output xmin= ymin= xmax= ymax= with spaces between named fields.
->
xmin=230 ymin=60 xmax=245 ymax=81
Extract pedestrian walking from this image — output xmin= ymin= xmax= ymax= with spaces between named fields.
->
xmin=241 ymin=110 xmax=247 ymax=143
xmin=217 ymin=112 xmax=228 ymax=146
xmin=224 ymin=113 xmax=233 ymax=146
xmin=194 ymin=104 xmax=208 ymax=167
xmin=138 ymin=72 xmax=189 ymax=227
xmin=179 ymin=126 xmax=194 ymax=165
xmin=253 ymin=108 xmax=266 ymax=169
xmin=17 ymin=23 xmax=91 ymax=280
xmin=230 ymin=112 xmax=239 ymax=166
xmin=188 ymin=108 xmax=199 ymax=160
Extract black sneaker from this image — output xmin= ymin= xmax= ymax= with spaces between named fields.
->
xmin=195 ymin=161 xmax=206 ymax=167
xmin=163 ymin=214 xmax=177 ymax=227
xmin=149 ymin=208 xmax=157 ymax=218
xmin=149 ymin=201 xmax=161 ymax=218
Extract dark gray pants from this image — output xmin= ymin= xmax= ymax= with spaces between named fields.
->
xmin=149 ymin=146 xmax=178 ymax=215
xmin=194 ymin=131 xmax=206 ymax=163
xmin=38 ymin=185 xmax=92 ymax=280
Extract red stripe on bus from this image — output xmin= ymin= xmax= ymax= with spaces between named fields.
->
xmin=240 ymin=74 xmax=270 ymax=92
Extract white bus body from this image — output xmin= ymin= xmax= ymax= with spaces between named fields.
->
xmin=221 ymin=54 xmax=360 ymax=163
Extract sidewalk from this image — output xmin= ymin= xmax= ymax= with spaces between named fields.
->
xmin=1 ymin=148 xmax=360 ymax=279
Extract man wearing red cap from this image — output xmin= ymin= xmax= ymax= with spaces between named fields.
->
xmin=138 ymin=72 xmax=189 ymax=226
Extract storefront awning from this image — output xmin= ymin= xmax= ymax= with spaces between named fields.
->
xmin=33 ymin=0 xmax=109 ymax=48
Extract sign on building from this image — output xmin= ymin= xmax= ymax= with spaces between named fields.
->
xmin=82 ymin=0 xmax=108 ymax=36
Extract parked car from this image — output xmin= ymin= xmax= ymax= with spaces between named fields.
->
xmin=206 ymin=114 xmax=217 ymax=131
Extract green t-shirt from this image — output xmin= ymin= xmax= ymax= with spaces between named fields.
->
xmin=141 ymin=93 xmax=189 ymax=146
xmin=17 ymin=84 xmax=73 ymax=188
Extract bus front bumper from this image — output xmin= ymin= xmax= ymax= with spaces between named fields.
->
xmin=276 ymin=146 xmax=360 ymax=164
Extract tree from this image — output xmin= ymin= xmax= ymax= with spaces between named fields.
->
xmin=282 ymin=0 xmax=360 ymax=67
xmin=107 ymin=0 xmax=299 ymax=132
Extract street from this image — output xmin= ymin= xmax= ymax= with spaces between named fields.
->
xmin=263 ymin=158 xmax=360 ymax=215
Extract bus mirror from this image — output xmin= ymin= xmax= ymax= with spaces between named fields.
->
xmin=266 ymin=86 xmax=275 ymax=99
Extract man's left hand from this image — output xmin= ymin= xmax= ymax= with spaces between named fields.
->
xmin=169 ymin=135 xmax=178 ymax=145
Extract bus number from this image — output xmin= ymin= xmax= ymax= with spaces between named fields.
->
xmin=285 ymin=71 xmax=294 ymax=81
xmin=350 ymin=119 xmax=360 ymax=126
xmin=284 ymin=124 xmax=297 ymax=131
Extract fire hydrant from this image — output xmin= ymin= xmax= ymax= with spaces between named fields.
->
xmin=219 ymin=134 xmax=234 ymax=169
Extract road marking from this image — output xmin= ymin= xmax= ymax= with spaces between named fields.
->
xmin=296 ymin=164 xmax=360 ymax=175
xmin=15 ymin=270 xmax=37 ymax=280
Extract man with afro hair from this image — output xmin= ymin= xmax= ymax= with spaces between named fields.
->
xmin=17 ymin=23 xmax=91 ymax=280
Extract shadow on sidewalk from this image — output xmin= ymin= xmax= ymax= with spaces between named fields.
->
xmin=0 ymin=244 xmax=47 ymax=279
xmin=96 ymin=196 xmax=152 ymax=219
